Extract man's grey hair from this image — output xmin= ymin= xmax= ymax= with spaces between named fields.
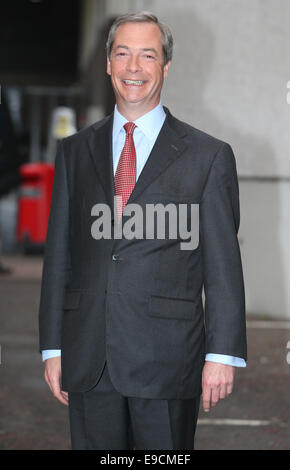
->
xmin=106 ymin=11 xmax=173 ymax=65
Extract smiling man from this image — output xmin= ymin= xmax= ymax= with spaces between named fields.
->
xmin=39 ymin=12 xmax=247 ymax=450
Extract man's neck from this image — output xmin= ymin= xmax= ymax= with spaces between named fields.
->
xmin=115 ymin=99 xmax=161 ymax=121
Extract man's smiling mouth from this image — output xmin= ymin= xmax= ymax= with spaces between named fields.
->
xmin=122 ymin=79 xmax=146 ymax=86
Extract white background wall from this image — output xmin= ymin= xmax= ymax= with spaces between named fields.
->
xmin=154 ymin=0 xmax=290 ymax=177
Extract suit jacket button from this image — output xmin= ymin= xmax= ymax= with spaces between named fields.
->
xmin=112 ymin=254 xmax=118 ymax=261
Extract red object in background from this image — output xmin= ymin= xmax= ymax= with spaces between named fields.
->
xmin=17 ymin=163 xmax=55 ymax=248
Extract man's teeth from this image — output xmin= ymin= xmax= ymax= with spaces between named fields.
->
xmin=123 ymin=80 xmax=145 ymax=85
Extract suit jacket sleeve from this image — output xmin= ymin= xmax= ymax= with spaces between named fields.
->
xmin=200 ymin=142 xmax=247 ymax=360
xmin=38 ymin=139 xmax=71 ymax=351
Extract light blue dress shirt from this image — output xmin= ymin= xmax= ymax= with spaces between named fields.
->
xmin=42 ymin=102 xmax=246 ymax=368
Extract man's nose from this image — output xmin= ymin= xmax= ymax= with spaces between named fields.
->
xmin=126 ymin=55 xmax=142 ymax=73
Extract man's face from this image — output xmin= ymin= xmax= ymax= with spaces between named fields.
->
xmin=107 ymin=22 xmax=171 ymax=113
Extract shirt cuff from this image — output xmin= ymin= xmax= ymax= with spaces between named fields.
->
xmin=42 ymin=349 xmax=61 ymax=362
xmin=205 ymin=353 xmax=246 ymax=367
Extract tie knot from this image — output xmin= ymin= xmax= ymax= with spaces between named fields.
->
xmin=124 ymin=122 xmax=136 ymax=135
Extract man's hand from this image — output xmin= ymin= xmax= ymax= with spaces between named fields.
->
xmin=44 ymin=357 xmax=68 ymax=406
xmin=202 ymin=362 xmax=235 ymax=412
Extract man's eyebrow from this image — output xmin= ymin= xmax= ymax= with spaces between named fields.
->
xmin=115 ymin=45 xmax=129 ymax=50
xmin=140 ymin=48 xmax=158 ymax=55
xmin=114 ymin=45 xmax=158 ymax=55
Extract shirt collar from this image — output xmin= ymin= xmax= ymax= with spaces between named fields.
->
xmin=113 ymin=102 xmax=166 ymax=142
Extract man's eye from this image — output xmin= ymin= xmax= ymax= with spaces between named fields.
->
xmin=142 ymin=54 xmax=156 ymax=61
xmin=116 ymin=52 xmax=127 ymax=56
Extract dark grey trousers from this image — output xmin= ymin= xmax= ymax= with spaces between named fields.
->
xmin=68 ymin=362 xmax=200 ymax=450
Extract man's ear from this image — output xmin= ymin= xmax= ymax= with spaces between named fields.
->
xmin=163 ymin=60 xmax=171 ymax=79
xmin=106 ymin=56 xmax=111 ymax=76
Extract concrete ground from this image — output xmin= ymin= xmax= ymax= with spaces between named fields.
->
xmin=0 ymin=254 xmax=289 ymax=450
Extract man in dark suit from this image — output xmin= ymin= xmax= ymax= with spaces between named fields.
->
xmin=39 ymin=12 xmax=247 ymax=450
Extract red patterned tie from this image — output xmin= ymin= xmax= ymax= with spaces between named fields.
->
xmin=114 ymin=122 xmax=137 ymax=222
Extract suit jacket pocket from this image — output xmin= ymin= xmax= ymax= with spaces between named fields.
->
xmin=63 ymin=290 xmax=81 ymax=310
xmin=148 ymin=295 xmax=197 ymax=321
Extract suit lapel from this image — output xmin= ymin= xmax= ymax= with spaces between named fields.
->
xmin=86 ymin=107 xmax=188 ymax=210
xmin=128 ymin=108 xmax=188 ymax=205
xmin=86 ymin=113 xmax=115 ymax=211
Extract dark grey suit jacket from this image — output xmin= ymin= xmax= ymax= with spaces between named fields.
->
xmin=38 ymin=107 xmax=247 ymax=399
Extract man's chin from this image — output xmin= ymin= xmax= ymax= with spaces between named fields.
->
xmin=119 ymin=94 xmax=148 ymax=105
xmin=118 ymin=84 xmax=149 ymax=102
